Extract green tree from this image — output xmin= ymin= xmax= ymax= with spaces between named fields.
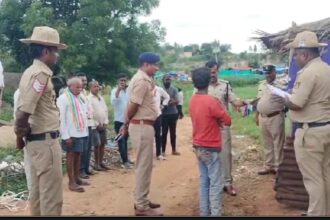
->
xmin=0 ymin=0 xmax=164 ymax=83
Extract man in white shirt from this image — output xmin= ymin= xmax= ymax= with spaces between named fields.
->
xmin=111 ymin=73 xmax=134 ymax=169
xmin=76 ymin=72 xmax=96 ymax=178
xmin=153 ymin=85 xmax=170 ymax=160
xmin=177 ymin=88 xmax=184 ymax=119
xmin=88 ymin=80 xmax=110 ymax=171
xmin=58 ymin=77 xmax=89 ymax=193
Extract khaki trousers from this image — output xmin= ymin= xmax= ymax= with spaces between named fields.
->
xmin=25 ymin=137 xmax=63 ymax=216
xmin=129 ymin=123 xmax=155 ymax=210
xmin=294 ymin=124 xmax=330 ymax=216
xmin=23 ymin=147 xmax=32 ymax=192
xmin=220 ymin=127 xmax=233 ymax=185
xmin=259 ymin=113 xmax=285 ymax=169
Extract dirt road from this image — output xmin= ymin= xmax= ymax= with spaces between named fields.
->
xmin=0 ymin=117 xmax=302 ymax=216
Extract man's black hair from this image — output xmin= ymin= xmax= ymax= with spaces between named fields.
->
xmin=192 ymin=67 xmax=211 ymax=90
xmin=178 ymin=88 xmax=182 ymax=92
xmin=30 ymin=44 xmax=56 ymax=59
xmin=117 ymin=73 xmax=127 ymax=79
xmin=205 ymin=60 xmax=220 ymax=69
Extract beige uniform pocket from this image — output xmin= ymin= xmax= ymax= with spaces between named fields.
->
xmin=26 ymin=140 xmax=54 ymax=177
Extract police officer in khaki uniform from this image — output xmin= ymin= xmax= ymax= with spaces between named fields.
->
xmin=255 ymin=64 xmax=286 ymax=175
xmin=14 ymin=26 xmax=67 ymax=216
xmin=205 ymin=61 xmax=247 ymax=196
xmin=125 ymin=52 xmax=163 ymax=216
xmin=282 ymin=31 xmax=330 ymax=216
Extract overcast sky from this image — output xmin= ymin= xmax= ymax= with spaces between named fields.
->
xmin=140 ymin=0 xmax=330 ymax=53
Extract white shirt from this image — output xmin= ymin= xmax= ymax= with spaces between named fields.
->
xmin=57 ymin=93 xmax=89 ymax=140
xmin=111 ymin=87 xmax=129 ymax=123
xmin=154 ymin=86 xmax=170 ymax=117
xmin=178 ymin=91 xmax=184 ymax=105
xmin=88 ymin=93 xmax=109 ymax=126
xmin=13 ymin=89 xmax=20 ymax=119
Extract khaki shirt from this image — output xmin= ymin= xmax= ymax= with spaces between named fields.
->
xmin=289 ymin=57 xmax=330 ymax=123
xmin=256 ymin=80 xmax=286 ymax=115
xmin=17 ymin=59 xmax=59 ymax=134
xmin=128 ymin=70 xmax=157 ymax=121
xmin=208 ymin=79 xmax=239 ymax=110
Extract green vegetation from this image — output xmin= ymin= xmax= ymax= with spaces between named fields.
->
xmin=222 ymin=75 xmax=263 ymax=87
xmin=0 ymin=147 xmax=26 ymax=195
xmin=0 ymin=0 xmax=164 ymax=83
xmin=0 ymin=106 xmax=13 ymax=122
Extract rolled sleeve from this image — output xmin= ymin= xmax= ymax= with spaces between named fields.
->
xmin=18 ymin=72 xmax=49 ymax=114
xmin=289 ymin=71 xmax=315 ymax=108
xmin=129 ymin=79 xmax=148 ymax=105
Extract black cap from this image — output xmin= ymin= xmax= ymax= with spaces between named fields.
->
xmin=263 ymin=64 xmax=276 ymax=74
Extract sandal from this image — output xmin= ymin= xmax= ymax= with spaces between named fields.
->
xmin=77 ymin=179 xmax=91 ymax=186
xmin=69 ymin=184 xmax=85 ymax=193
xmin=224 ymin=185 xmax=237 ymax=196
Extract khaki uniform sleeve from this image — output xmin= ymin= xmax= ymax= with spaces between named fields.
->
xmin=228 ymin=83 xmax=239 ymax=103
xmin=18 ymin=72 xmax=49 ymax=114
xmin=130 ymin=79 xmax=149 ymax=105
xmin=290 ymin=70 xmax=315 ymax=108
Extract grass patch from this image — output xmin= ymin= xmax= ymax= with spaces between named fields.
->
xmin=0 ymin=105 xmax=14 ymax=122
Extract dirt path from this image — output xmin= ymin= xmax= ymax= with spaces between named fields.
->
xmin=0 ymin=117 xmax=302 ymax=216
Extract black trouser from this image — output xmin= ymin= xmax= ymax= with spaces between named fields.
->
xmin=154 ymin=115 xmax=163 ymax=157
xmin=114 ymin=121 xmax=129 ymax=163
xmin=162 ymin=114 xmax=178 ymax=153
xmin=80 ymin=126 xmax=92 ymax=173
xmin=177 ymin=105 xmax=184 ymax=118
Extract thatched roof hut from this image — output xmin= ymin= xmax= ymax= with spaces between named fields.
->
xmin=252 ymin=17 xmax=330 ymax=53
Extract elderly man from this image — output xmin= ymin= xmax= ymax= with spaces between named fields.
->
xmin=255 ymin=64 xmax=286 ymax=175
xmin=125 ymin=52 xmax=163 ymax=216
xmin=58 ymin=77 xmax=89 ymax=193
xmin=281 ymin=31 xmax=330 ymax=216
xmin=76 ymin=72 xmax=96 ymax=178
xmin=15 ymin=26 xmax=66 ymax=215
xmin=88 ymin=80 xmax=110 ymax=171
xmin=205 ymin=60 xmax=247 ymax=196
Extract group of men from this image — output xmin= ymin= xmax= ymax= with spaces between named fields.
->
xmin=11 ymin=23 xmax=330 ymax=217
xmin=13 ymin=26 xmax=185 ymax=216
xmin=254 ymin=31 xmax=330 ymax=216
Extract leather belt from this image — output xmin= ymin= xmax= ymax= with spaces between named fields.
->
xmin=261 ymin=111 xmax=281 ymax=118
xmin=130 ymin=119 xmax=155 ymax=126
xmin=296 ymin=121 xmax=330 ymax=129
xmin=27 ymin=131 xmax=60 ymax=142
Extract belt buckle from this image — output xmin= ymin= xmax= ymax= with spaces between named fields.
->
xmin=302 ymin=123 xmax=309 ymax=129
